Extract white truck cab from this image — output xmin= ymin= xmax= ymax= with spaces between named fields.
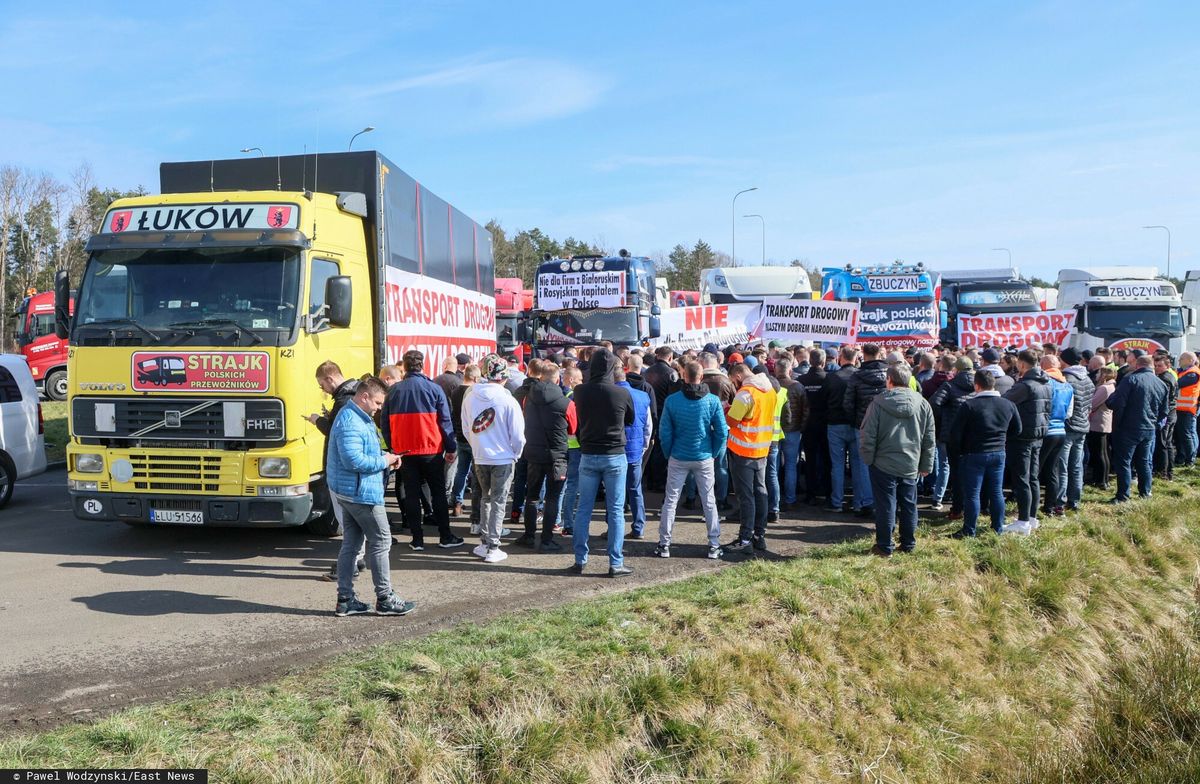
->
xmin=1057 ymin=267 xmax=1194 ymax=356
xmin=700 ymin=266 xmax=812 ymax=304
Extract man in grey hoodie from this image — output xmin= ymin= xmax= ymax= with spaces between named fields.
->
xmin=859 ymin=364 xmax=935 ymax=556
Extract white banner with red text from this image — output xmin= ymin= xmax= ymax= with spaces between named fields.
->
xmin=957 ymin=309 xmax=1077 ymax=349
xmin=384 ymin=268 xmax=497 ymax=372
xmin=648 ymin=303 xmax=761 ymax=351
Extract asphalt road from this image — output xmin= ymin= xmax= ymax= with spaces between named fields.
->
xmin=0 ymin=467 xmax=874 ymax=732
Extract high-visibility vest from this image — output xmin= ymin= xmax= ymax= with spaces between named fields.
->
xmin=1178 ymin=368 xmax=1200 ymax=415
xmin=727 ymin=385 xmax=776 ymax=458
xmin=772 ymin=384 xmax=787 ymax=442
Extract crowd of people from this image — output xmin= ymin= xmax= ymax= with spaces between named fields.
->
xmin=315 ymin=338 xmax=1199 ymax=616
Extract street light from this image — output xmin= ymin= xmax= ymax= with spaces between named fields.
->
xmin=991 ymin=247 xmax=1012 ymax=267
xmin=1142 ymin=225 xmax=1171 ymax=279
xmin=348 ymin=126 xmax=375 ymax=150
xmin=743 ymin=214 xmax=765 ymax=265
xmin=731 ymin=187 xmax=757 ymax=265
xmin=240 ymin=147 xmax=264 ymax=157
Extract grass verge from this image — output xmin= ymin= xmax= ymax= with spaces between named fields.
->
xmin=41 ymin=400 xmax=67 ymax=464
xmin=2 ymin=475 xmax=1200 ymax=782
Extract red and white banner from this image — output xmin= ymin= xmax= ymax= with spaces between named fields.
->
xmin=384 ymin=268 xmax=496 ymax=371
xmin=131 ymin=351 xmax=270 ymax=393
xmin=957 ymin=309 xmax=1077 ymax=349
xmin=649 ymin=303 xmax=760 ymax=351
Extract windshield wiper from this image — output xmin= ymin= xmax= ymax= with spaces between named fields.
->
xmin=80 ymin=317 xmax=161 ymax=343
xmin=168 ymin=318 xmax=264 ymax=345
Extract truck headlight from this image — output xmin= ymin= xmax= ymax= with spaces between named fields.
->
xmin=75 ymin=454 xmax=104 ymax=473
xmin=258 ymin=457 xmax=291 ymax=478
xmin=257 ymin=483 xmax=309 ymax=497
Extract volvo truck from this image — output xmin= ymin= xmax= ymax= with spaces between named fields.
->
xmin=1057 ymin=267 xmax=1193 ymax=356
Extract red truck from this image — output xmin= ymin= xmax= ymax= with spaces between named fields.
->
xmin=494 ymin=277 xmax=532 ymax=359
xmin=14 ymin=290 xmax=73 ymax=400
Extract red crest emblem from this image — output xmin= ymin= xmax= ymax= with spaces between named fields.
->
xmin=109 ymin=210 xmax=133 ymax=233
xmin=266 ymin=206 xmax=292 ymax=228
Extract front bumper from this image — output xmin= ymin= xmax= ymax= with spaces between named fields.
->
xmin=70 ymin=490 xmax=313 ymax=527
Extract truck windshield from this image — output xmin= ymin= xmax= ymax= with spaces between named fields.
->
xmin=535 ymin=308 xmax=639 ymax=347
xmin=1083 ymin=304 xmax=1185 ymax=339
xmin=496 ymin=314 xmax=518 ymax=347
xmin=956 ymin=285 xmax=1039 ymax=312
xmin=73 ymin=246 xmax=301 ymax=346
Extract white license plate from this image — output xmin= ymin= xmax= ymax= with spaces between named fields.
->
xmin=150 ymin=509 xmax=204 ymax=525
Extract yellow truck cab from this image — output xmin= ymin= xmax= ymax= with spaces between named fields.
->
xmin=62 ymin=152 xmax=495 ymax=534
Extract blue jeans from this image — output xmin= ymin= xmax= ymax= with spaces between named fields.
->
xmin=1176 ymin=411 xmax=1197 ymax=465
xmin=714 ymin=451 xmax=730 ymax=503
xmin=766 ymin=442 xmax=781 ymax=515
xmin=559 ymin=448 xmax=581 ymax=528
xmin=869 ymin=465 xmax=917 ymax=554
xmin=931 ymin=442 xmax=951 ymax=503
xmin=625 ymin=459 xmax=646 ymax=535
xmin=828 ymin=424 xmax=872 ymax=509
xmin=1114 ymin=430 xmax=1155 ymax=501
xmin=573 ymin=453 xmax=628 ymax=568
xmin=960 ymin=451 xmax=1006 ymax=535
xmin=782 ymin=430 xmax=803 ymax=505
xmin=1064 ymin=431 xmax=1086 ymax=507
xmin=451 ymin=441 xmax=473 ymax=504
xmin=336 ymin=498 xmax=393 ymax=600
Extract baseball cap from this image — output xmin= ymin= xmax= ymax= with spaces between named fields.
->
xmin=455 ymin=352 xmax=471 ymax=366
xmin=481 ymin=354 xmax=509 ymax=382
xmin=728 ymin=352 xmax=744 ymax=363
xmin=955 ymin=356 xmax=975 ymax=372
xmin=981 ymin=348 xmax=1000 ymax=363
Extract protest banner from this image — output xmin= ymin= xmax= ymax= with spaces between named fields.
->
xmin=649 ymin=303 xmax=760 ymax=350
xmin=754 ymin=298 xmax=860 ymax=344
xmin=536 ymin=270 xmax=626 ymax=310
xmin=956 ymin=309 xmax=1077 ymax=349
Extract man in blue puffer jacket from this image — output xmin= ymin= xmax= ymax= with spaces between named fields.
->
xmin=1038 ymin=355 xmax=1074 ymax=518
xmin=328 ymin=377 xmax=413 ymax=618
xmin=655 ymin=360 xmax=730 ymax=559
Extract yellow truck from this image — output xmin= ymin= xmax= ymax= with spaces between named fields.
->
xmin=59 ymin=152 xmax=496 ymax=534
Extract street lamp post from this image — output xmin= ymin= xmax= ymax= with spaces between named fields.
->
xmin=731 ymin=187 xmax=757 ymax=265
xmin=1142 ymin=225 xmax=1172 ymax=279
xmin=240 ymin=147 xmax=264 ymax=157
xmin=991 ymin=247 xmax=1012 ymax=267
xmin=743 ymin=214 xmax=765 ymax=265
xmin=348 ymin=126 xmax=375 ymax=150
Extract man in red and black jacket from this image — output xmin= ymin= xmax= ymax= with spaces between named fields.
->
xmin=382 ymin=350 xmax=465 ymax=551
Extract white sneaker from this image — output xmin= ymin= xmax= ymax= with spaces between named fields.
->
xmin=470 ymin=523 xmax=480 ymax=535
xmin=472 ymin=544 xmax=489 ymax=558
xmin=1028 ymin=518 xmax=1041 ymax=530
xmin=483 ymin=548 xmax=508 ymax=564
xmin=500 ymin=527 xmax=512 ymax=537
xmin=1002 ymin=520 xmax=1032 ymax=536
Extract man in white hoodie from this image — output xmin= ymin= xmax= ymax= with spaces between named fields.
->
xmin=462 ymin=354 xmax=527 ymax=564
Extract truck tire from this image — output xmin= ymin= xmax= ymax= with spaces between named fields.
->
xmin=0 ymin=453 xmax=16 ymax=509
xmin=304 ymin=479 xmax=340 ymax=537
xmin=45 ymin=370 xmax=68 ymax=401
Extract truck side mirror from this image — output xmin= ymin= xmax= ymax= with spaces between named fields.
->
xmin=651 ymin=304 xmax=662 ymax=317
xmin=325 ymin=276 xmax=353 ymax=328
xmin=1075 ymin=305 xmax=1087 ymax=331
xmin=54 ymin=270 xmax=71 ymax=339
xmin=649 ymin=315 xmax=661 ymax=339
xmin=516 ymin=318 xmax=533 ymax=344
xmin=938 ymin=300 xmax=948 ymax=330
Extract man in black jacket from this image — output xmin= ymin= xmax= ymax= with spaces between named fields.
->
xmin=570 ymin=349 xmax=636 ymax=577
xmin=930 ymin=357 xmax=976 ymax=518
xmin=842 ymin=343 xmax=888 ymax=517
xmin=824 ymin=345 xmax=869 ymax=513
xmin=515 ymin=361 xmax=570 ymax=552
xmin=948 ymin=371 xmax=1021 ymax=536
xmin=1106 ymin=354 xmax=1169 ymax=501
xmin=1002 ymin=350 xmax=1051 ymax=533
xmin=798 ymin=348 xmax=830 ymax=505
xmin=1153 ymin=353 xmax=1178 ymax=479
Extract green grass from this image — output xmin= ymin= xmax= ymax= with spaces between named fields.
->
xmin=41 ymin=400 xmax=67 ymax=464
xmin=4 ymin=473 xmax=1200 ymax=782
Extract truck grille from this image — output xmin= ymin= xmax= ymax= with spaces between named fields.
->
xmin=73 ymin=397 xmax=285 ymax=443
xmin=129 ymin=453 xmax=234 ymax=493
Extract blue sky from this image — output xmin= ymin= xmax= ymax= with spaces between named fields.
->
xmin=3 ymin=0 xmax=1198 ymax=281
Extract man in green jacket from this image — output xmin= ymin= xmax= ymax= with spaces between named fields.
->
xmin=859 ymin=364 xmax=936 ymax=557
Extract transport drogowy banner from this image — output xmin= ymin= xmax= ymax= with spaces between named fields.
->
xmin=753 ymin=298 xmax=861 ymax=344
xmin=384 ymin=268 xmax=497 ymax=372
xmin=648 ymin=303 xmax=761 ymax=350
xmin=536 ymin=271 xmax=627 ymax=310
xmin=956 ymin=309 xmax=1077 ymax=349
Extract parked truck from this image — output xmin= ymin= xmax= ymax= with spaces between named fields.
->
xmin=1057 ymin=267 xmax=1193 ymax=356
xmin=821 ymin=261 xmax=944 ymax=348
xmin=494 ymin=277 xmax=532 ymax=356
xmin=13 ymin=289 xmax=73 ymax=400
xmin=531 ymin=251 xmax=661 ymax=350
xmin=60 ymin=151 xmax=495 ymax=534
xmin=938 ymin=267 xmax=1039 ymax=347
xmin=700 ymin=266 xmax=812 ymax=304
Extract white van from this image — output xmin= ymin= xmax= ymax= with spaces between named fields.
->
xmin=0 ymin=354 xmax=47 ymax=507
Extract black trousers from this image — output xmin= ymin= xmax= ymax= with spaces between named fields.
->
xmin=646 ymin=438 xmax=668 ymax=491
xmin=1154 ymin=420 xmax=1175 ymax=478
xmin=1038 ymin=434 xmax=1066 ymax=512
xmin=400 ymin=455 xmax=453 ymax=544
xmin=524 ymin=459 xmax=566 ymax=540
xmin=802 ymin=426 xmax=831 ymax=500
xmin=1086 ymin=431 xmax=1110 ymax=487
xmin=1007 ymin=439 xmax=1042 ymax=522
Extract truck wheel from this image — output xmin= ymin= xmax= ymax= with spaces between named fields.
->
xmin=304 ymin=479 xmax=340 ymax=537
xmin=46 ymin=370 xmax=68 ymax=401
xmin=0 ymin=453 xmax=16 ymax=509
